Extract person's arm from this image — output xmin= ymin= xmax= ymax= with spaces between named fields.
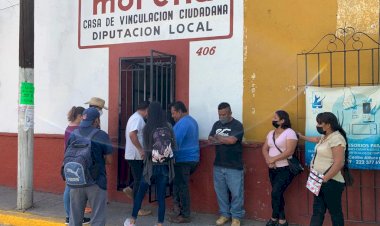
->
xmin=129 ymin=130 xmax=145 ymax=158
xmin=105 ymin=154 xmax=112 ymax=165
xmin=261 ymin=139 xmax=276 ymax=168
xmin=173 ymin=123 xmax=186 ymax=150
xmin=297 ymin=132 xmax=320 ymax=143
xmin=214 ymin=120 xmax=243 ymax=145
xmin=268 ymin=139 xmax=297 ymax=163
xmin=65 ymin=133 xmax=74 ymax=152
xmin=323 ymin=145 xmax=345 ymax=182
xmin=214 ymin=134 xmax=238 ymax=144
xmin=208 ymin=123 xmax=220 ymax=144
xmin=98 ymin=131 xmax=113 ymax=164
xmin=261 ymin=139 xmax=270 ymax=164
xmin=208 ymin=135 xmax=218 ymax=143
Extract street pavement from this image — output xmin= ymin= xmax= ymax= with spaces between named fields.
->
xmin=0 ymin=186 xmax=267 ymax=226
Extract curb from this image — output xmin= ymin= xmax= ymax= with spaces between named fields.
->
xmin=0 ymin=210 xmax=63 ymax=226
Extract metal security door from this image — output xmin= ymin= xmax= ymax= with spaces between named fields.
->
xmin=148 ymin=50 xmax=176 ymax=202
xmin=118 ymin=50 xmax=176 ymax=191
xmin=148 ymin=50 xmax=176 ymax=110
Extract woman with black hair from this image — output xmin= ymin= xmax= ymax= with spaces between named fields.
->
xmin=298 ymin=112 xmax=348 ymax=226
xmin=125 ymin=102 xmax=175 ymax=226
xmin=262 ymin=110 xmax=298 ymax=226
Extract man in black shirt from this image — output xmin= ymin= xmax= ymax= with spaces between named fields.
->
xmin=208 ymin=102 xmax=245 ymax=226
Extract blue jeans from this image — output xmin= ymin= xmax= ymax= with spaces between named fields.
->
xmin=132 ymin=165 xmax=169 ymax=223
xmin=64 ymin=185 xmax=70 ymax=217
xmin=213 ymin=166 xmax=245 ymax=219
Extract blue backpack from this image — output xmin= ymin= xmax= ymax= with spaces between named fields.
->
xmin=63 ymin=128 xmax=99 ymax=188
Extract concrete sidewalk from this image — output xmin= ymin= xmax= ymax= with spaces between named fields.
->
xmin=0 ymin=186 xmax=266 ymax=226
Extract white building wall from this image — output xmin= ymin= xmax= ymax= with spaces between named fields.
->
xmin=0 ymin=0 xmax=243 ymax=137
xmin=34 ymin=0 xmax=109 ymax=134
xmin=189 ymin=0 xmax=244 ymax=139
xmin=0 ymin=1 xmax=19 ymax=133
xmin=0 ymin=0 xmax=109 ymax=134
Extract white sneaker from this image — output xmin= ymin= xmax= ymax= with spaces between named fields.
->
xmin=124 ymin=218 xmax=136 ymax=226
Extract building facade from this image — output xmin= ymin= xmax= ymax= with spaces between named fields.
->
xmin=0 ymin=1 xmax=379 ymax=225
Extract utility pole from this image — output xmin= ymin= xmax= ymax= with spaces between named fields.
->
xmin=17 ymin=0 xmax=34 ymax=210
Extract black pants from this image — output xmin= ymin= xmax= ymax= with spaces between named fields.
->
xmin=173 ymin=161 xmax=198 ymax=218
xmin=127 ymin=160 xmax=144 ymax=199
xmin=269 ymin=166 xmax=294 ymax=220
xmin=310 ymin=179 xmax=345 ymax=226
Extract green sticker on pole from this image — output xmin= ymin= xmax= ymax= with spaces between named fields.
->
xmin=20 ymin=82 xmax=34 ymax=105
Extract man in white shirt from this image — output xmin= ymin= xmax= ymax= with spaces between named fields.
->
xmin=124 ymin=101 xmax=151 ymax=216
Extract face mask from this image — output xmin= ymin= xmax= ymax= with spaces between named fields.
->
xmin=272 ymin=120 xmax=280 ymax=128
xmin=316 ymin=126 xmax=326 ymax=135
xmin=98 ymin=109 xmax=103 ymax=116
xmin=219 ymin=117 xmax=229 ymax=124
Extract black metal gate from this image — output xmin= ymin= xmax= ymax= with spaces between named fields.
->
xmin=117 ymin=50 xmax=176 ymax=193
xmin=297 ymin=27 xmax=380 ymax=224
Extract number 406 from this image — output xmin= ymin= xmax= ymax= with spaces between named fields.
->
xmin=196 ymin=46 xmax=216 ymax=56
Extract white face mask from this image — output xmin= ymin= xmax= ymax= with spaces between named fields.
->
xmin=98 ymin=109 xmax=103 ymax=116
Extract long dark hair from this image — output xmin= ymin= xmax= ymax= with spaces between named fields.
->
xmin=143 ymin=102 xmax=168 ymax=151
xmin=275 ymin=110 xmax=292 ymax=129
xmin=316 ymin=112 xmax=349 ymax=170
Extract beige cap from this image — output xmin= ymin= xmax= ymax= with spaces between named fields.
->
xmin=85 ymin=97 xmax=108 ymax=110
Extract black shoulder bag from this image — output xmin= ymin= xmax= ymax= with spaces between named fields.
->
xmin=272 ymin=132 xmax=304 ymax=176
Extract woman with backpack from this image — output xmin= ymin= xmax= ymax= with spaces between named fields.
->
xmin=125 ymin=102 xmax=175 ymax=226
xmin=262 ymin=110 xmax=298 ymax=226
xmin=298 ymin=112 xmax=350 ymax=226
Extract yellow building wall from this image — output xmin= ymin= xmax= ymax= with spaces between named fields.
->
xmin=243 ymin=0 xmax=380 ymax=141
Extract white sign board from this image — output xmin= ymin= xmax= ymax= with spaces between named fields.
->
xmin=79 ymin=0 xmax=233 ymax=47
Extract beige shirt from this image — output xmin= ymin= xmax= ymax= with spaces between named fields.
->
xmin=311 ymin=131 xmax=346 ymax=183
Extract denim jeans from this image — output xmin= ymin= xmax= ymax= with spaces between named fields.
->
xmin=213 ymin=166 xmax=245 ymax=220
xmin=64 ymin=185 xmax=70 ymax=217
xmin=127 ymin=160 xmax=144 ymax=198
xmin=269 ymin=166 xmax=294 ymax=220
xmin=132 ymin=165 xmax=169 ymax=223
xmin=310 ymin=179 xmax=345 ymax=226
xmin=173 ymin=161 xmax=198 ymax=218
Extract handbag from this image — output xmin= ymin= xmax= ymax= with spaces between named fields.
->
xmin=272 ymin=132 xmax=304 ymax=176
xmin=306 ymin=143 xmax=333 ymax=196
xmin=306 ymin=168 xmax=324 ymax=196
xmin=306 ymin=155 xmax=332 ymax=196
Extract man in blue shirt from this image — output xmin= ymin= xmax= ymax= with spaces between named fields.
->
xmin=67 ymin=107 xmax=113 ymax=226
xmin=168 ymin=101 xmax=200 ymax=223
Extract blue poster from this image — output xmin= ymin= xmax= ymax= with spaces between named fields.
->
xmin=305 ymin=86 xmax=380 ymax=170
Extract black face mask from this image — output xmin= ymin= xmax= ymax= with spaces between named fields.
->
xmin=316 ymin=126 xmax=326 ymax=135
xmin=272 ymin=121 xmax=280 ymax=128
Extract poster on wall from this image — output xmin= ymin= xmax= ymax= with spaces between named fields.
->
xmin=305 ymin=86 xmax=380 ymax=170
